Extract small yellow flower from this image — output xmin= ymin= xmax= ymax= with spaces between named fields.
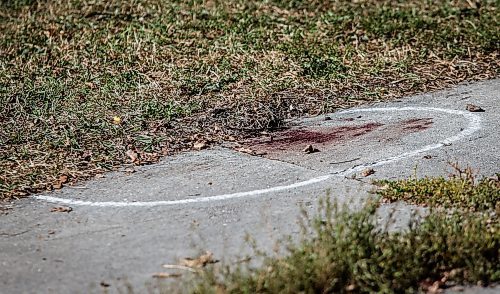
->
xmin=112 ymin=116 xmax=121 ymax=125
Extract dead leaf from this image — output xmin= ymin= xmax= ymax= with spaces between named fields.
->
xmin=303 ymin=144 xmax=320 ymax=154
xmin=51 ymin=206 xmax=72 ymax=213
xmin=427 ymin=281 xmax=443 ymax=293
xmin=361 ymin=168 xmax=375 ymax=177
xmin=126 ymin=150 xmax=138 ymax=163
xmin=236 ymin=147 xmax=253 ymax=154
xmin=236 ymin=147 xmax=266 ymax=156
xmin=152 ymin=272 xmax=182 ymax=278
xmin=59 ymin=175 xmax=68 ymax=184
xmin=419 ymin=279 xmax=444 ymax=294
xmin=179 ymin=251 xmax=218 ymax=268
xmin=448 ymin=268 xmax=463 ymax=279
xmin=466 ymin=104 xmax=485 ymax=112
xmin=194 ymin=141 xmax=208 ymax=150
xmin=53 ymin=175 xmax=69 ymax=189
xmin=139 ymin=152 xmax=161 ymax=164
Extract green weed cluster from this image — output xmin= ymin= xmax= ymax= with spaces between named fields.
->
xmin=377 ymin=167 xmax=499 ymax=212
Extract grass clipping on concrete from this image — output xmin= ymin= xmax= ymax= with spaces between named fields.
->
xmin=184 ymin=173 xmax=499 ymax=293
xmin=1 ymin=0 xmax=499 ymax=199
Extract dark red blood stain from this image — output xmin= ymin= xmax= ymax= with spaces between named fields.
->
xmin=380 ymin=117 xmax=434 ymax=143
xmin=249 ymin=122 xmax=383 ymax=151
xmin=401 ymin=118 xmax=433 ymax=132
xmin=243 ymin=118 xmax=433 ymax=154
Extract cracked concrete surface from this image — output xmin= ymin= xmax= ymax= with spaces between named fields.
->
xmin=1 ymin=79 xmax=499 ymax=293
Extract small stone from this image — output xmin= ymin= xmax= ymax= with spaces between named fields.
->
xmin=303 ymin=145 xmax=320 ymax=154
xmin=50 ymin=206 xmax=72 ymax=213
xmin=126 ymin=150 xmax=138 ymax=163
xmin=193 ymin=141 xmax=208 ymax=150
xmin=466 ymin=104 xmax=484 ymax=112
xmin=361 ymin=168 xmax=375 ymax=177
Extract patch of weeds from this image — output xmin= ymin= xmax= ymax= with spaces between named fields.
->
xmin=133 ymin=133 xmax=172 ymax=154
xmin=376 ymin=165 xmax=500 ymax=211
xmin=0 ymin=0 xmax=37 ymax=9
xmin=140 ymin=99 xmax=200 ymax=121
xmin=298 ymin=49 xmax=347 ymax=79
xmin=187 ymin=200 xmax=499 ymax=293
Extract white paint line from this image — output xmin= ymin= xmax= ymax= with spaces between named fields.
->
xmin=34 ymin=175 xmax=331 ymax=207
xmin=33 ymin=107 xmax=481 ymax=207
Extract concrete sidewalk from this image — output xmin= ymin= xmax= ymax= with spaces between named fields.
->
xmin=1 ymin=79 xmax=499 ymax=293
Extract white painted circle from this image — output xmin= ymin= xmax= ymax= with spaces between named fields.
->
xmin=33 ymin=107 xmax=481 ymax=207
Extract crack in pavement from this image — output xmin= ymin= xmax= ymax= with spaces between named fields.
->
xmin=0 ymin=230 xmax=30 ymax=237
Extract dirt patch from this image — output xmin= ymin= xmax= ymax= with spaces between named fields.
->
xmin=246 ymin=122 xmax=383 ymax=152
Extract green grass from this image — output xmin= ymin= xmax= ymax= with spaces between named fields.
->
xmin=1 ymin=0 xmax=499 ymax=199
xmin=376 ymin=165 xmax=500 ymax=212
xmin=181 ymin=172 xmax=499 ymax=293
xmin=186 ymin=202 xmax=498 ymax=294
